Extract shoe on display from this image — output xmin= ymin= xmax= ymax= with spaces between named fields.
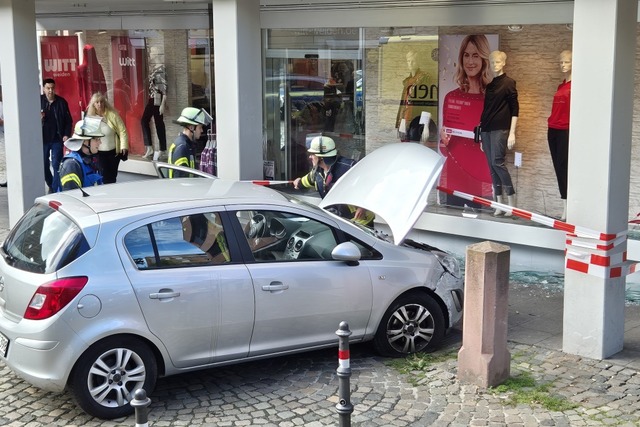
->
xmin=143 ymin=146 xmax=154 ymax=159
xmin=504 ymin=194 xmax=516 ymax=218
xmin=153 ymin=150 xmax=164 ymax=161
xmin=493 ymin=195 xmax=505 ymax=217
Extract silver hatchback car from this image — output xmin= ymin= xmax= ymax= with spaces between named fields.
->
xmin=0 ymin=143 xmax=463 ymax=419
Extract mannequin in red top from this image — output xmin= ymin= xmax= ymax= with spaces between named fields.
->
xmin=77 ymin=44 xmax=107 ymax=113
xmin=547 ymin=50 xmax=572 ymax=221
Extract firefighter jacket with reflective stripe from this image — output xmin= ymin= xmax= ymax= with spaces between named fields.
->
xmin=58 ymin=151 xmax=103 ymax=191
xmin=299 ymin=156 xmax=374 ymax=226
xmin=168 ymin=133 xmax=196 ymax=178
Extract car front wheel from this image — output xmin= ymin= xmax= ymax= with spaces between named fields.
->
xmin=373 ymin=293 xmax=445 ymax=357
xmin=70 ymin=336 xmax=158 ymax=419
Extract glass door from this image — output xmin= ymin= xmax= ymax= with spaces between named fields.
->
xmin=264 ymin=31 xmax=363 ymax=181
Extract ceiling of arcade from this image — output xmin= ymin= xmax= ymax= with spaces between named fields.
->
xmin=34 ymin=0 xmax=572 ymax=15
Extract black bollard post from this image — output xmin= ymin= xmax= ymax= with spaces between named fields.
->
xmin=130 ymin=388 xmax=151 ymax=427
xmin=336 ymin=321 xmax=353 ymax=427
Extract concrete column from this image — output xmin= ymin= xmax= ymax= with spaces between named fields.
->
xmin=212 ymin=0 xmax=263 ymax=181
xmin=458 ymin=241 xmax=510 ymax=388
xmin=0 ymin=0 xmax=43 ymax=226
xmin=563 ymin=0 xmax=636 ymax=359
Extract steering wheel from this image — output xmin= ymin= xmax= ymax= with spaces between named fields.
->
xmin=247 ymin=214 xmax=267 ymax=238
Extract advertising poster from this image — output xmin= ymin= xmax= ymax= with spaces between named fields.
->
xmin=40 ymin=36 xmax=81 ymax=123
xmin=378 ymin=36 xmax=439 ymax=145
xmin=111 ymin=36 xmax=147 ymax=154
xmin=77 ymin=44 xmax=108 ymax=112
xmin=438 ymin=34 xmax=499 ymax=207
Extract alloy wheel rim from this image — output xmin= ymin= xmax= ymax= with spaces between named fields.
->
xmin=87 ymin=348 xmax=147 ymax=408
xmin=386 ymin=303 xmax=435 ymax=353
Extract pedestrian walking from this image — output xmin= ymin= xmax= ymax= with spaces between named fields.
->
xmin=41 ymin=78 xmax=73 ymax=193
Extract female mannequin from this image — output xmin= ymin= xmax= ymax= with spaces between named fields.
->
xmin=141 ymin=46 xmax=168 ymax=160
xmin=479 ymin=50 xmax=519 ymax=216
xmin=547 ymin=50 xmax=572 ymax=221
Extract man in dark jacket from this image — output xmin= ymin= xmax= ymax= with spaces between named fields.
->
xmin=41 ymin=78 xmax=73 ymax=193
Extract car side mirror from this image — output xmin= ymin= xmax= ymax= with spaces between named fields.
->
xmin=331 ymin=242 xmax=361 ymax=265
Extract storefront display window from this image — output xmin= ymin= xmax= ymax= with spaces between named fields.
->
xmin=262 ymin=27 xmax=439 ymax=184
xmin=263 ymin=28 xmax=365 ymax=181
xmin=262 ymin=25 xmax=601 ymax=223
xmin=37 ymin=29 xmax=215 ymax=159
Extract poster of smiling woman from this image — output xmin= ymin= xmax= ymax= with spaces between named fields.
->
xmin=438 ymin=34 xmax=499 ymax=207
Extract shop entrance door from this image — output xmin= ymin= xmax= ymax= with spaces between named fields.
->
xmin=264 ymin=50 xmax=362 ymax=181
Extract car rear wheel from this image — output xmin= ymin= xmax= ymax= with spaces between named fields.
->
xmin=373 ymin=293 xmax=444 ymax=357
xmin=70 ymin=337 xmax=158 ymax=419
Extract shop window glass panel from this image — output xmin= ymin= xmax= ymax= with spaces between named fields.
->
xmin=263 ymin=28 xmax=365 ymax=181
xmin=188 ymin=29 xmax=215 ymax=162
xmin=36 ymin=29 xmax=203 ymax=161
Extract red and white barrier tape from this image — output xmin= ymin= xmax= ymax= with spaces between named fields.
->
xmin=251 ymin=180 xmax=294 ymax=186
xmin=246 ymin=181 xmax=638 ymax=278
xmin=437 ymin=185 xmax=639 ymax=279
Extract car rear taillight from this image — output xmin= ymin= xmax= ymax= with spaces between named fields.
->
xmin=24 ymin=276 xmax=88 ymax=320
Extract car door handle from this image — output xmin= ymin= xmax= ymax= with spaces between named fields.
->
xmin=149 ymin=290 xmax=181 ymax=299
xmin=261 ymin=282 xmax=289 ymax=292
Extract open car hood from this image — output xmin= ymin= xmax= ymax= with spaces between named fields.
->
xmin=319 ymin=143 xmax=444 ymax=245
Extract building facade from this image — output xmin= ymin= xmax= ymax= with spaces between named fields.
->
xmin=0 ymin=0 xmax=636 ymax=358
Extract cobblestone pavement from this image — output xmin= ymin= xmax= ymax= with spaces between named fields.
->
xmin=0 ymin=327 xmax=639 ymax=427
xmin=1 ymin=183 xmax=640 ymax=425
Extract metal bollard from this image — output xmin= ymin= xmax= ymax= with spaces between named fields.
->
xmin=130 ymin=388 xmax=152 ymax=427
xmin=335 ymin=321 xmax=354 ymax=427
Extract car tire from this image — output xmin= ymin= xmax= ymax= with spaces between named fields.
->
xmin=373 ymin=292 xmax=445 ymax=357
xmin=70 ymin=336 xmax=158 ymax=420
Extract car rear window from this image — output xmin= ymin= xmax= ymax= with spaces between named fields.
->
xmin=1 ymin=203 xmax=89 ymax=274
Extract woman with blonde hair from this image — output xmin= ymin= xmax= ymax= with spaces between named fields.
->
xmin=454 ymin=34 xmax=493 ymax=94
xmin=439 ymin=34 xmax=494 ymax=207
xmin=86 ymin=92 xmax=128 ymax=183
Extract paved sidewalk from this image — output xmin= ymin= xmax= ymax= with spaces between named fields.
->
xmin=0 ymin=184 xmax=640 ymax=425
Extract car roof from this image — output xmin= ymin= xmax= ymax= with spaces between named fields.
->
xmin=42 ymin=178 xmax=289 ymax=215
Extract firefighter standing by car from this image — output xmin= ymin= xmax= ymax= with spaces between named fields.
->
xmin=293 ymin=135 xmax=374 ymax=226
xmin=168 ymin=107 xmax=213 ymax=178
xmin=57 ymin=117 xmax=104 ymax=192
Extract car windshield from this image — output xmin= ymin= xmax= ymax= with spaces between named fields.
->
xmin=1 ymin=203 xmax=89 ymax=274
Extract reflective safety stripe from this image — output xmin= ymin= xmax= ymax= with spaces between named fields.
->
xmin=174 ymin=158 xmax=190 ymax=167
xmin=168 ymin=143 xmax=177 ymax=178
xmin=217 ymin=234 xmax=230 ymax=262
xmin=168 ymin=141 xmax=195 ymax=178
xmin=347 ymin=205 xmax=375 ymax=226
xmin=60 ymin=173 xmax=82 ymax=188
